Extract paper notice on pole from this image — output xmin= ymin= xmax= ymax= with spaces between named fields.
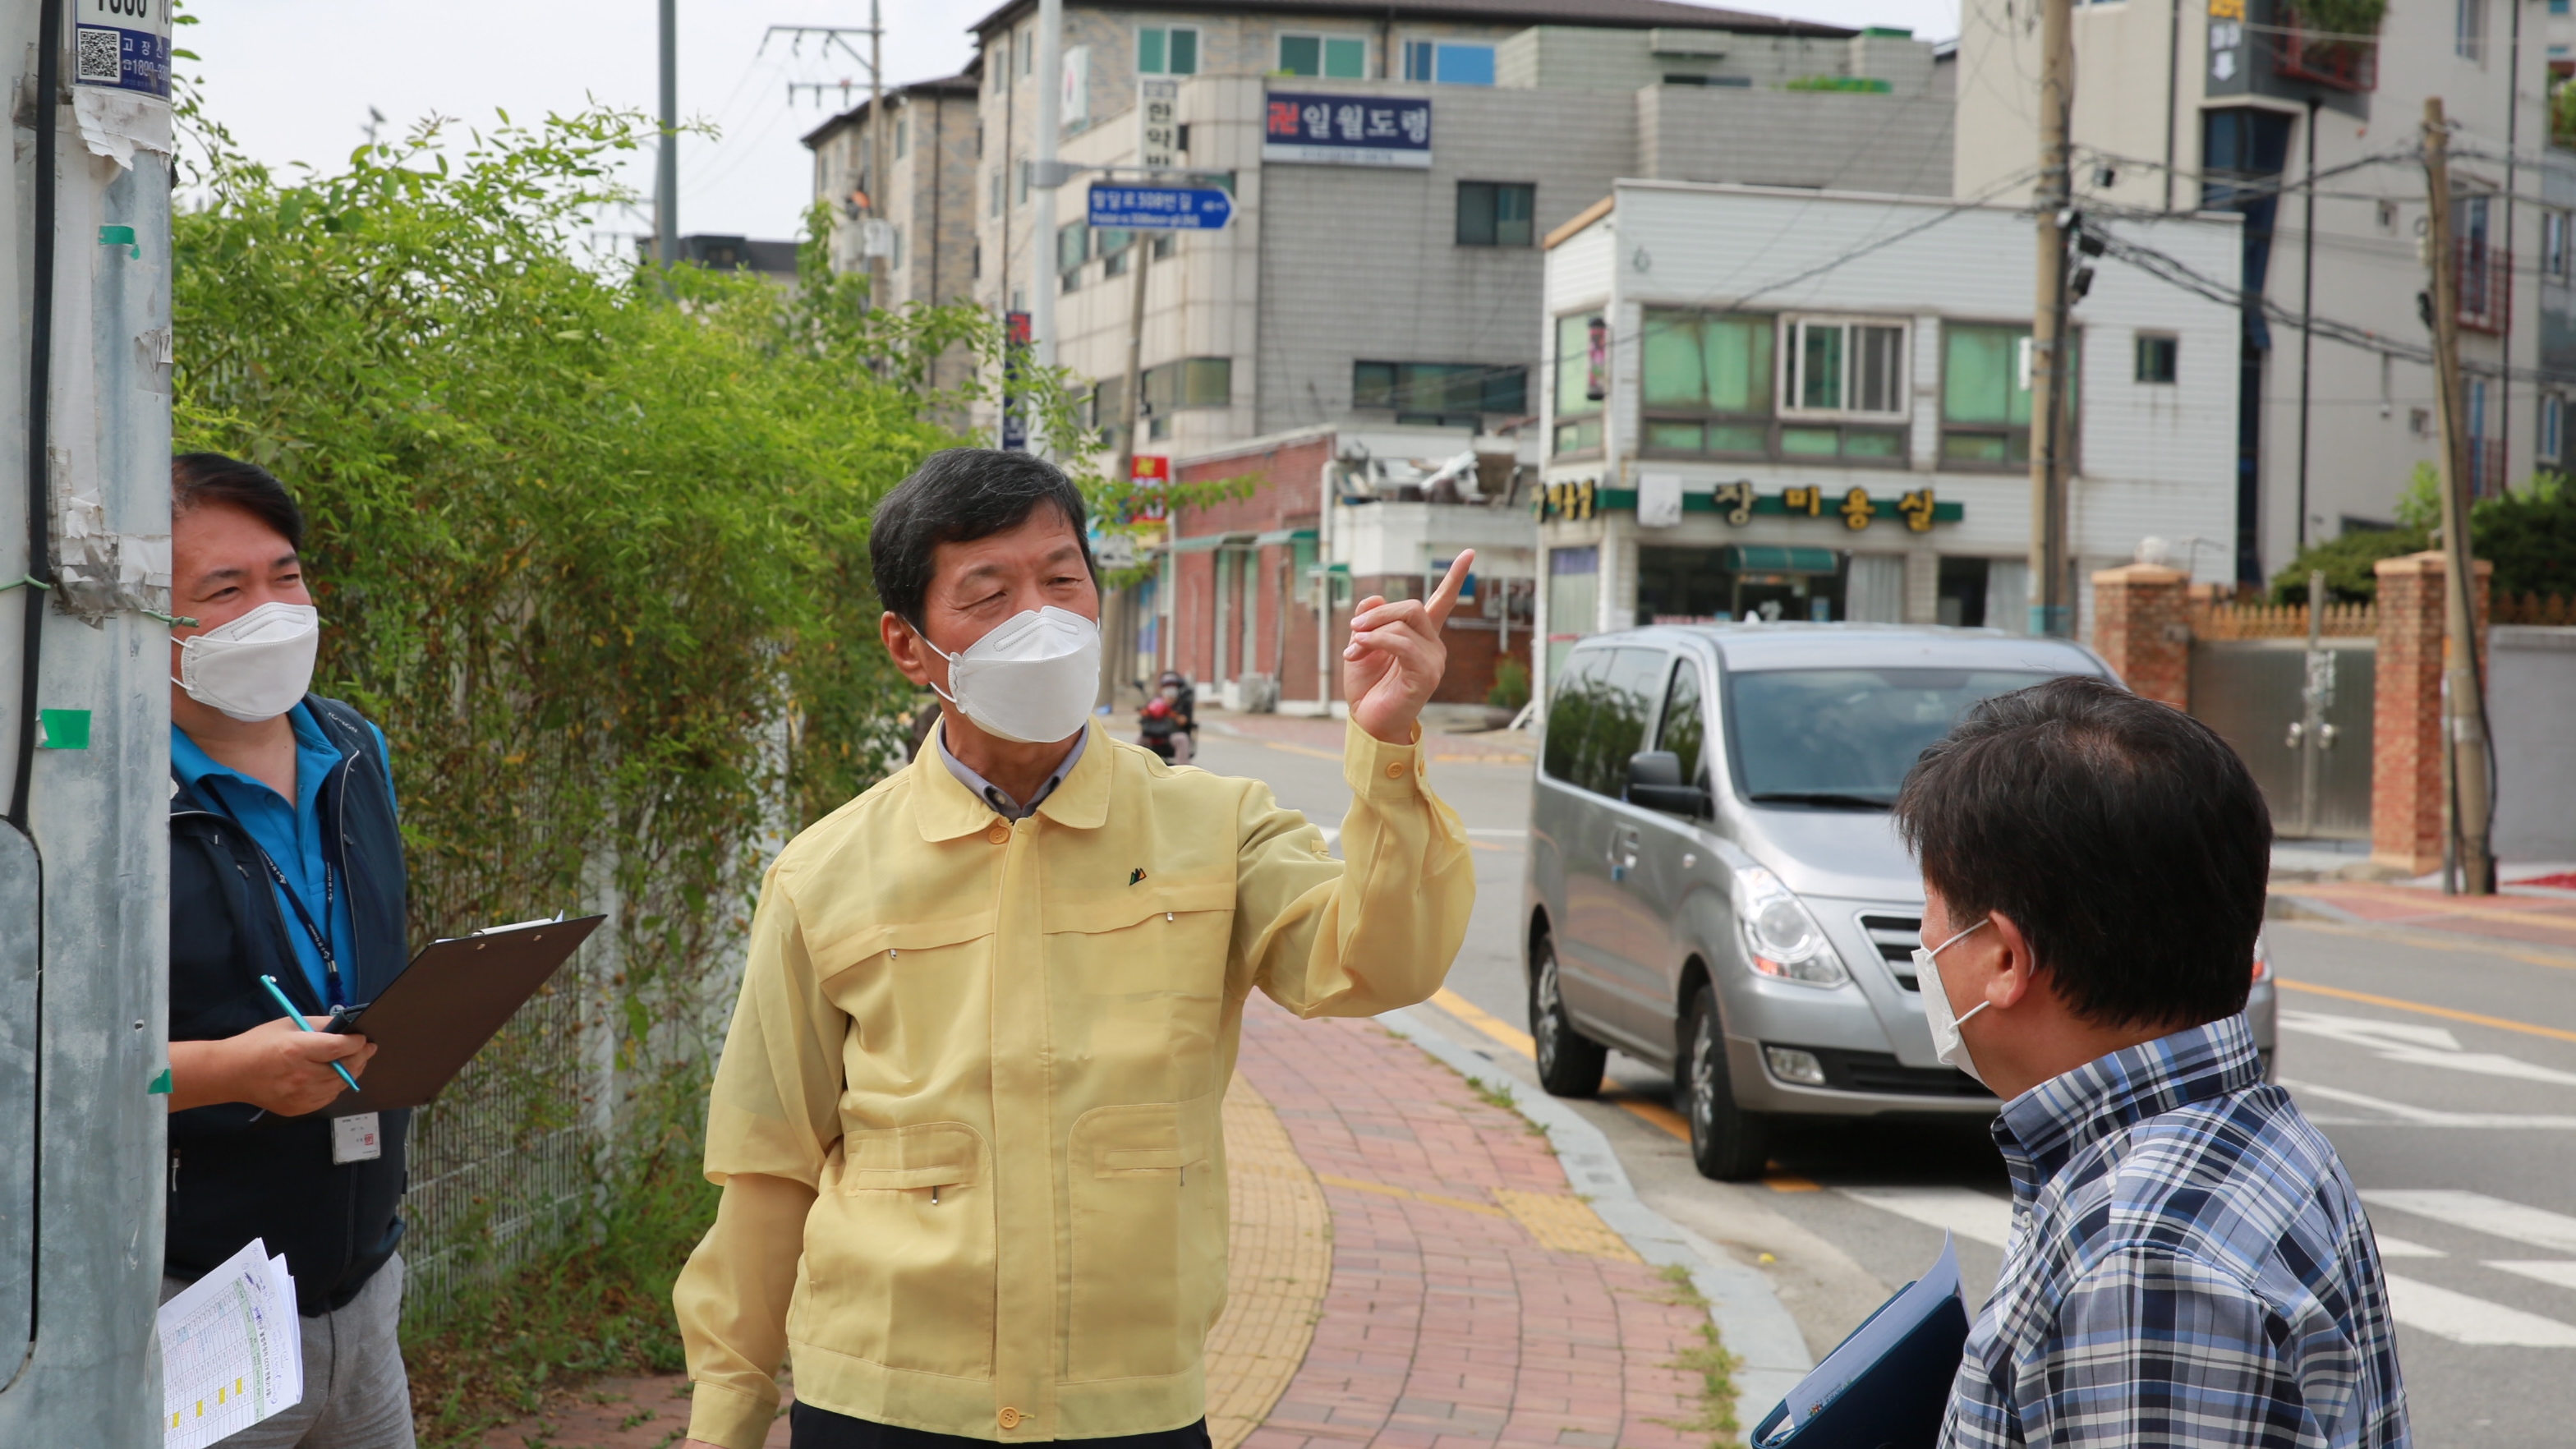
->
xmin=159 ymin=1238 xmax=304 ymax=1449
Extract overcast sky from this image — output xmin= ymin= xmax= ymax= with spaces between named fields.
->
xmin=188 ymin=0 xmax=1965 ymax=246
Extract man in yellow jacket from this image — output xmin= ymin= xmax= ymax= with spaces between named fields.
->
xmin=674 ymin=448 xmax=1478 ymax=1449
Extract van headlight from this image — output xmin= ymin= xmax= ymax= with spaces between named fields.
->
xmin=1733 ymin=866 xmax=1849 ymax=987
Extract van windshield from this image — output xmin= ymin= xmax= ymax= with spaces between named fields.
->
xmin=1723 ymin=668 xmax=2065 ymax=809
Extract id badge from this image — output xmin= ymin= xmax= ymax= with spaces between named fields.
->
xmin=330 ymin=1111 xmax=383 ymax=1165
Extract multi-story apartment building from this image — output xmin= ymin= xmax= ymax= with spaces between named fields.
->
xmin=1534 ymin=182 xmax=2243 ymax=694
xmin=1957 ymin=0 xmax=2555 ymax=586
xmin=950 ymin=0 xmax=1957 ymax=712
xmin=801 ymin=72 xmax=982 ymax=310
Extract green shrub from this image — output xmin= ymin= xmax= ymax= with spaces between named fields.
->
xmin=2269 ymin=464 xmax=2576 ymax=602
xmin=1487 ymin=657 xmax=1531 ymax=711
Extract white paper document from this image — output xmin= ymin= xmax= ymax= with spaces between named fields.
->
xmin=159 ymin=1238 xmax=303 ymax=1449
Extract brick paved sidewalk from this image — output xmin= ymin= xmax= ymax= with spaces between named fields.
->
xmin=2275 ymin=879 xmax=2576 ymax=954
xmin=469 ymin=999 xmax=1715 ymax=1449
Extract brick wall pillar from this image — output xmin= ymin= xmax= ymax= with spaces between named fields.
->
xmin=2088 ymin=564 xmax=2192 ymax=710
xmin=2371 ymin=550 xmax=2492 ymax=874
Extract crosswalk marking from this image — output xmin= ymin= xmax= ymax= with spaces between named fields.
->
xmin=2487 ymin=1261 xmax=2576 ymax=1291
xmin=1839 ymin=1186 xmax=2014 ymax=1249
xmin=2279 ymin=1011 xmax=2576 ymax=1088
xmin=2371 ymin=1234 xmax=2445 ymax=1258
xmin=2284 ymin=1079 xmax=2576 ymax=1129
xmin=2365 ymin=1189 xmax=2576 ymax=1254
xmin=2383 ymin=1274 xmax=2576 ymax=1346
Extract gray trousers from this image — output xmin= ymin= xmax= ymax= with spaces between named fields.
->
xmin=159 ymin=1252 xmax=416 ymax=1449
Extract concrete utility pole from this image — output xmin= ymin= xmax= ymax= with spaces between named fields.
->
xmin=2026 ymin=0 xmax=2075 ymax=637
xmin=2419 ymin=98 xmax=2497 ymax=895
xmin=1029 ymin=0 xmax=1064 ymax=453
xmin=0 ymin=0 xmax=176 ymax=1435
xmin=868 ymin=0 xmax=886 ymax=306
xmin=657 ymin=0 xmax=678 ymax=268
xmin=1114 ymin=242 xmax=1153 ymax=485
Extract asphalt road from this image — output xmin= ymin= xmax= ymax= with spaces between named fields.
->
xmin=1193 ymin=715 xmax=2576 ymax=1449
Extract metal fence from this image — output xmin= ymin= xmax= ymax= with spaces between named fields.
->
xmin=2188 ymin=636 xmax=2377 ymax=840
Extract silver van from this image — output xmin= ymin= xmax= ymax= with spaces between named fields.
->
xmin=1521 ymin=624 xmax=2279 ymax=1180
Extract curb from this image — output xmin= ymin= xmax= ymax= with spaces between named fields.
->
xmin=1378 ymin=1008 xmax=1814 ymax=1444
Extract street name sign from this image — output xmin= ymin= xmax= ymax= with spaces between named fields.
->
xmin=1088 ymin=183 xmax=1234 ymax=231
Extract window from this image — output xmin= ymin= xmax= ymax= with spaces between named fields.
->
xmin=1654 ymin=659 xmax=1706 ymax=789
xmin=1099 ymin=228 xmax=1133 ymax=278
xmin=895 ymin=114 xmax=908 ymax=159
xmin=1553 ymin=312 xmax=1606 ymax=454
xmin=1402 ymin=39 xmax=1496 ymax=84
xmin=993 ymin=34 xmax=1010 ymax=91
xmin=1141 ymin=356 xmax=1233 ymax=412
xmin=2542 ymin=393 xmax=2564 ymax=465
xmin=1138 ymin=25 xmax=1200 ymax=75
xmin=1542 ymin=646 xmax=1663 ymax=798
xmin=1021 ymin=26 xmax=1035 ymax=75
xmin=1057 ymin=220 xmax=1088 ymax=272
xmin=1352 ymin=361 xmax=1527 ymax=421
xmin=2547 ymin=210 xmax=2570 ymax=279
xmin=1942 ymin=322 xmax=2041 ymax=467
xmin=2135 ymin=333 xmax=2178 ymax=384
xmin=989 ymin=168 xmax=1003 ymax=217
xmin=1639 ymin=308 xmax=1773 ymax=458
xmin=2457 ymin=0 xmax=2486 ymax=60
xmin=1783 ymin=316 xmax=1907 ymax=417
xmin=891 ymin=224 xmax=905 ymax=271
xmin=1015 ymin=161 xmax=1028 ymax=205
xmin=1543 ymin=550 xmax=1599 ymax=683
xmin=1279 ymin=34 xmax=1368 ymax=78
xmin=1456 ymin=182 xmax=1535 ymax=246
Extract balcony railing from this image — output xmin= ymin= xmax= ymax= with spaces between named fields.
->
xmin=2275 ymin=8 xmax=2377 ymax=92
xmin=2457 ymin=242 xmax=2510 ymax=334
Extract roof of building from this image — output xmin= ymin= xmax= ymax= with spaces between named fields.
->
xmin=964 ymin=0 xmax=1854 ymax=41
xmin=799 ymin=72 xmax=981 ymax=150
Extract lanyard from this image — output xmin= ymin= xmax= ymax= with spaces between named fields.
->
xmin=203 ymin=780 xmax=347 ymax=1009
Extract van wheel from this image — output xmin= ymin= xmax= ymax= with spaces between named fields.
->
xmin=1681 ymin=988 xmax=1769 ymax=1181
xmin=1530 ymin=931 xmax=1607 ymax=1098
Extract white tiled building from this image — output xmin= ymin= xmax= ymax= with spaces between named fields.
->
xmin=1534 ymin=182 xmax=2242 ymax=692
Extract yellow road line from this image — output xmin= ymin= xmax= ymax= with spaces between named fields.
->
xmin=1433 ymin=987 xmax=1535 ymax=1056
xmin=1258 ymin=740 xmax=1344 ymax=762
xmin=1466 ymin=839 xmax=1515 ymax=853
xmin=2275 ymin=917 xmax=2576 ymax=973
xmin=2278 ymin=978 xmax=2576 ymax=1046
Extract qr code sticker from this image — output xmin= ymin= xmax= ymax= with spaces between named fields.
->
xmin=76 ymin=28 xmax=122 ymax=85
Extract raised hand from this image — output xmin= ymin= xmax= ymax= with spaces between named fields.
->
xmin=1344 ymin=550 xmax=1475 ymax=746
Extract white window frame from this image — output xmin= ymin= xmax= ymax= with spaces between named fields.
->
xmin=1276 ymin=31 xmax=1372 ymax=79
xmin=1777 ymin=315 xmax=1912 ymax=421
xmin=2547 ymin=209 xmax=2571 ymax=279
xmin=2542 ymin=393 xmax=2564 ymax=464
xmin=1138 ymin=24 xmax=1201 ymax=76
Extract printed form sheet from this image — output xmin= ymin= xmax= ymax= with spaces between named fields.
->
xmin=159 ymin=1237 xmax=302 ymax=1449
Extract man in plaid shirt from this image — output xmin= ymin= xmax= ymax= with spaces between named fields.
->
xmin=1894 ymin=678 xmax=2408 ymax=1448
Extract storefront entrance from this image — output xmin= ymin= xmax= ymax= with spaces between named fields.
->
xmin=1635 ymin=545 xmax=1846 ymax=624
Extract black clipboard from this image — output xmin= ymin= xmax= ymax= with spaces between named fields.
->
xmin=322 ymin=913 xmax=606 ymax=1115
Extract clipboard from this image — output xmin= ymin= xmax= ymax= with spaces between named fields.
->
xmin=1751 ymin=1233 xmax=1970 ymax=1449
xmin=320 ymin=913 xmax=606 ymax=1115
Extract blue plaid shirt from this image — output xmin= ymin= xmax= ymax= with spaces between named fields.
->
xmin=1941 ymin=1014 xmax=2408 ymax=1448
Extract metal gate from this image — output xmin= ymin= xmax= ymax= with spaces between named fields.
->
xmin=2187 ymin=637 xmax=2376 ymax=839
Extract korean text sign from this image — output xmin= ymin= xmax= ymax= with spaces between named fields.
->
xmin=1261 ymin=92 xmax=1431 ymax=168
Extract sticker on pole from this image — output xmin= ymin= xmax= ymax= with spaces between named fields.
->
xmin=75 ymin=0 xmax=172 ymax=99
xmin=1088 ymin=184 xmax=1235 ymax=232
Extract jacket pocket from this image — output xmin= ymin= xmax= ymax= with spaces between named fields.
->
xmin=1046 ymin=883 xmax=1233 ymax=1104
xmin=794 ymin=1121 xmax=997 ymax=1379
xmin=1065 ymin=1098 xmax=1226 ymax=1382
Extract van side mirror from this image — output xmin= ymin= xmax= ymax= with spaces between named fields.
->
xmin=1626 ymin=751 xmax=1710 ymax=817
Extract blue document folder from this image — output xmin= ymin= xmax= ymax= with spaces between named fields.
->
xmin=1752 ymin=1233 xmax=1971 ymax=1449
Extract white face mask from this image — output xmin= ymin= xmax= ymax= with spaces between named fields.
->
xmin=172 ymin=601 xmax=320 ymax=723
xmin=1913 ymin=917 xmax=1995 ymax=1086
xmin=919 ymin=606 xmax=1101 ymax=745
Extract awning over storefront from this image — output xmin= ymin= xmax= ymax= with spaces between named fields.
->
xmin=1251 ymin=527 xmax=1318 ymax=547
xmin=1167 ymin=531 xmax=1259 ymax=553
xmin=1717 ymin=545 xmax=1841 ymax=575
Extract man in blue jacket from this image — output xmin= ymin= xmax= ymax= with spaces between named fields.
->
xmin=163 ymin=453 xmax=415 ymax=1448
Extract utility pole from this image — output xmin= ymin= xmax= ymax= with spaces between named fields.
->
xmin=2026 ymin=0 xmax=2075 ymax=637
xmin=868 ymin=0 xmax=886 ymax=306
xmin=1114 ymin=242 xmax=1154 ymax=485
xmin=1029 ymin=0 xmax=1065 ymax=453
xmin=657 ymin=0 xmax=678 ymax=269
xmin=2420 ymin=98 xmax=2497 ymax=894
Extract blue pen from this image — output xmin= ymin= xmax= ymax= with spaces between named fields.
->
xmin=256 ymin=974 xmax=362 ymax=1095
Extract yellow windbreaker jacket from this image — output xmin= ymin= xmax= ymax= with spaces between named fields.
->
xmin=674 ymin=718 xmax=1474 ymax=1447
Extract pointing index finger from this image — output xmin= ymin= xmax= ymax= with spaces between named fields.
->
xmin=1424 ymin=550 xmax=1476 ymax=628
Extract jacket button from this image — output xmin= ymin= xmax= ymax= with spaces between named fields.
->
xmin=1386 ymin=762 xmax=1404 ymax=778
xmin=986 ymin=824 xmax=1010 ymax=844
xmin=997 ymin=1407 xmax=1024 ymax=1430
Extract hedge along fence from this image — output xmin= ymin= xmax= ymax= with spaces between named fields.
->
xmin=166 ymin=102 xmax=1075 ymax=1312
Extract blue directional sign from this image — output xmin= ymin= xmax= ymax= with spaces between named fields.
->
xmin=1088 ymin=183 xmax=1235 ymax=232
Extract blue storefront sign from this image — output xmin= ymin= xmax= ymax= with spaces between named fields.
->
xmin=1261 ymin=92 xmax=1431 ymax=168
xmin=1088 ymin=184 xmax=1235 ymax=231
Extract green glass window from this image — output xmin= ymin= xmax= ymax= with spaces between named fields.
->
xmin=1555 ymin=313 xmax=1602 ymax=421
xmin=1941 ymin=322 xmax=2068 ymax=469
xmin=1640 ymin=310 xmax=1773 ymax=413
xmin=1280 ymin=35 xmax=1368 ymax=77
